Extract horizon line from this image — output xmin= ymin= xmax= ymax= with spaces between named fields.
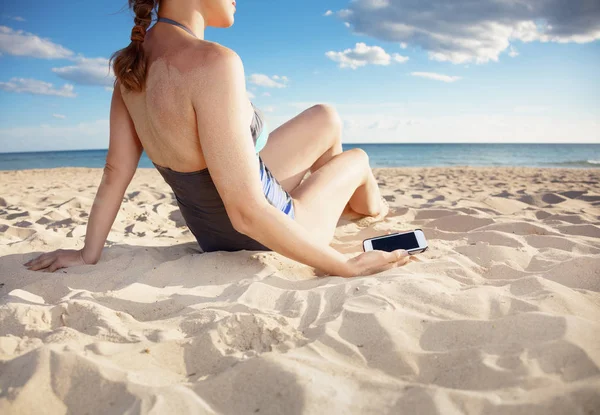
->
xmin=2 ymin=142 xmax=600 ymax=155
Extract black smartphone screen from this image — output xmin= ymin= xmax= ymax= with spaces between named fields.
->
xmin=371 ymin=232 xmax=419 ymax=252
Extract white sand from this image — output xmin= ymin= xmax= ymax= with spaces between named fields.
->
xmin=1 ymin=166 xmax=599 ymax=414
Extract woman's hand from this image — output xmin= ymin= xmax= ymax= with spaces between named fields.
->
xmin=342 ymin=249 xmax=411 ymax=278
xmin=23 ymin=249 xmax=88 ymax=273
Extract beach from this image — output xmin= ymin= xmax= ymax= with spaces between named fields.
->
xmin=1 ymin=165 xmax=599 ymax=414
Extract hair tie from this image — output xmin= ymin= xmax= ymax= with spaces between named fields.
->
xmin=130 ymin=25 xmax=146 ymax=43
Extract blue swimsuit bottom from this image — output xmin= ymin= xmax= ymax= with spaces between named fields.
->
xmin=252 ymin=102 xmax=295 ymax=219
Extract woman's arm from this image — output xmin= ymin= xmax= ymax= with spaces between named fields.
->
xmin=24 ymin=82 xmax=143 ymax=272
xmin=82 ymin=82 xmax=143 ymax=264
xmin=192 ymin=48 xmax=353 ymax=277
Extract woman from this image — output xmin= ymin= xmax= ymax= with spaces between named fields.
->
xmin=23 ymin=0 xmax=411 ymax=277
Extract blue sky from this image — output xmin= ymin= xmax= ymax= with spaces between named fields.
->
xmin=1 ymin=0 xmax=599 ymax=153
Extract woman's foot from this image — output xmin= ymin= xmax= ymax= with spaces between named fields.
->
xmin=340 ymin=202 xmax=365 ymax=221
xmin=340 ymin=197 xmax=390 ymax=224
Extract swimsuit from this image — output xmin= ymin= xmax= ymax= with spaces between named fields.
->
xmin=152 ymin=17 xmax=295 ymax=252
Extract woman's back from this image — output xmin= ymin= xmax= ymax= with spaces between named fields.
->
xmin=119 ymin=24 xmax=254 ymax=173
xmin=116 ymin=20 xmax=293 ymax=252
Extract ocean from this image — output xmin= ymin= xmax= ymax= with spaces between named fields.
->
xmin=0 ymin=144 xmax=599 ymax=171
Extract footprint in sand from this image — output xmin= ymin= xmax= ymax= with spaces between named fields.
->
xmin=518 ymin=193 xmax=566 ymax=206
xmin=14 ymin=221 xmax=33 ymax=228
xmin=36 ymin=217 xmax=52 ymax=225
xmin=6 ymin=211 xmax=29 ymax=220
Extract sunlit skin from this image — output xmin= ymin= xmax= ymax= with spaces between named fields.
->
xmin=23 ymin=0 xmax=413 ymax=277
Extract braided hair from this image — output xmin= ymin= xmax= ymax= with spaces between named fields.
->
xmin=109 ymin=0 xmax=159 ymax=93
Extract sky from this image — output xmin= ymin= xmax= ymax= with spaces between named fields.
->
xmin=0 ymin=0 xmax=599 ymax=153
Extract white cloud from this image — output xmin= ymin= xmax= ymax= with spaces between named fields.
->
xmin=325 ymin=42 xmax=409 ymax=69
xmin=0 ymin=26 xmax=117 ymax=90
xmin=247 ymin=74 xmax=288 ymax=88
xmin=393 ymin=54 xmax=409 ymax=63
xmin=333 ymin=0 xmax=600 ymax=64
xmin=410 ymin=72 xmax=461 ymax=83
xmin=0 ymin=78 xmax=76 ymax=97
xmin=52 ymin=56 xmax=114 ymax=87
xmin=262 ymin=106 xmax=276 ymax=113
xmin=0 ymin=25 xmax=74 ymax=59
xmin=508 ymin=45 xmax=519 ymax=58
xmin=0 ymin=26 xmax=116 ymax=88
xmin=337 ymin=9 xmax=353 ymax=19
xmin=247 ymin=90 xmax=255 ymax=99
xmin=324 ymin=10 xmax=333 ymax=16
xmin=3 ymin=15 xmax=26 ymax=22
xmin=262 ymin=92 xmax=271 ymax=97
xmin=365 ymin=0 xmax=390 ymax=9
xmin=0 ymin=119 xmax=109 ymax=152
xmin=52 ymin=114 xmax=67 ymax=119
xmin=367 ymin=117 xmax=404 ymax=130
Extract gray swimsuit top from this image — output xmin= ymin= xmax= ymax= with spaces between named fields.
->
xmin=152 ymin=103 xmax=292 ymax=253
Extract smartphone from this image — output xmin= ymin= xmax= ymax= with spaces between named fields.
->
xmin=363 ymin=229 xmax=428 ymax=254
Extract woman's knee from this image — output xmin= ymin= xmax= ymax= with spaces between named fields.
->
xmin=345 ymin=147 xmax=370 ymax=167
xmin=312 ymin=104 xmax=343 ymax=136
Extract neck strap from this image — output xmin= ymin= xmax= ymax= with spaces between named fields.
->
xmin=156 ymin=17 xmax=197 ymax=38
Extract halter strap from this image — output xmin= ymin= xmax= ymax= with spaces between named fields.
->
xmin=156 ymin=17 xmax=197 ymax=38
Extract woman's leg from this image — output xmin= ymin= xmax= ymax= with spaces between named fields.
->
xmin=259 ymin=104 xmax=343 ymax=192
xmin=259 ymin=103 xmax=379 ymax=217
xmin=290 ymin=148 xmax=383 ymax=245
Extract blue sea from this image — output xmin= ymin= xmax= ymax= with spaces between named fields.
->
xmin=0 ymin=144 xmax=599 ymax=171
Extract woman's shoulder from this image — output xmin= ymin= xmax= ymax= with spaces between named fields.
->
xmin=184 ymin=44 xmax=245 ymax=92
xmin=168 ymin=41 xmax=240 ymax=89
xmin=188 ymin=40 xmax=239 ymax=65
xmin=181 ymin=42 xmax=249 ymax=109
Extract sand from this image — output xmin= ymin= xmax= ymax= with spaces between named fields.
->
xmin=1 ymin=166 xmax=599 ymax=414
